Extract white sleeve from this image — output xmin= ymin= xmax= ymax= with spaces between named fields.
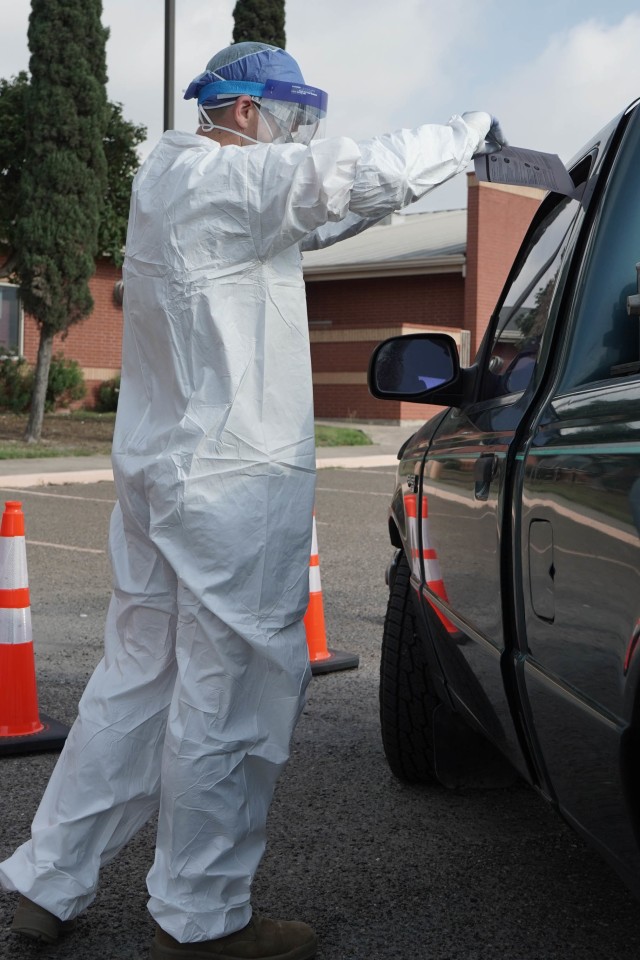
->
xmin=246 ymin=115 xmax=481 ymax=259
xmin=348 ymin=116 xmax=480 ymax=217
xmin=300 ymin=210 xmax=385 ymax=252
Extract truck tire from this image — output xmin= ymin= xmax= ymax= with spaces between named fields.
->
xmin=380 ymin=551 xmax=440 ymax=784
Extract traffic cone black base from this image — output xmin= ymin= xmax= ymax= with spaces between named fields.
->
xmin=0 ymin=715 xmax=69 ymax=757
xmin=310 ymin=648 xmax=359 ymax=676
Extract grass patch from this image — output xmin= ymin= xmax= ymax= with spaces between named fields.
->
xmin=314 ymin=425 xmax=372 ymax=447
xmin=0 ymin=413 xmax=372 ymax=457
xmin=0 ymin=444 xmax=97 ymax=460
xmin=66 ymin=410 xmax=116 ymax=422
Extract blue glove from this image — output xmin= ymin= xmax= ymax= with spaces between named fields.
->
xmin=462 ymin=112 xmax=507 ymax=157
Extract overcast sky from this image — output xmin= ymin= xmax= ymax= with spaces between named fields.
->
xmin=2 ymin=1 xmax=640 ymax=211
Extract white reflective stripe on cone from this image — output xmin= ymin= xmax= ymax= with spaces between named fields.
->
xmin=403 ymin=493 xmax=421 ymax=578
xmin=310 ymin=515 xmax=319 ymax=555
xmin=309 ymin=564 xmax=322 ymax=592
xmin=407 ymin=517 xmax=420 ymax=578
xmin=0 ymin=606 xmax=32 ymax=645
xmin=0 ymin=536 xmax=29 ymax=591
xmin=421 ymin=517 xmax=432 ymax=549
xmin=424 ymin=556 xmax=443 ymax=582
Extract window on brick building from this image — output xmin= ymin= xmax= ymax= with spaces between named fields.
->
xmin=0 ymin=284 xmax=21 ymax=354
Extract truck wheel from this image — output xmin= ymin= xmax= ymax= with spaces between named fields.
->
xmin=380 ymin=551 xmax=440 ymax=784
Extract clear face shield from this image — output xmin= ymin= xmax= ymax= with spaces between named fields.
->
xmin=257 ymin=80 xmax=328 ymax=145
xmin=188 ymin=75 xmax=328 ymax=146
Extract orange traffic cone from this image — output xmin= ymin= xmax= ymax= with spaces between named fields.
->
xmin=304 ymin=512 xmax=359 ymax=675
xmin=0 ymin=501 xmax=68 ymax=756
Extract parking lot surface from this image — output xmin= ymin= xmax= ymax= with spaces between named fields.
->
xmin=0 ymin=469 xmax=640 ymax=959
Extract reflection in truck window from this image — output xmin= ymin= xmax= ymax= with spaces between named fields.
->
xmin=559 ymin=116 xmax=640 ymax=390
xmin=481 ymin=161 xmax=590 ymax=401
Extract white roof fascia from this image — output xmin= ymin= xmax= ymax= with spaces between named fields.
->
xmin=303 ymin=253 xmax=465 ymax=282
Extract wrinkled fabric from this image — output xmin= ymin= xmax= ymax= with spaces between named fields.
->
xmin=0 ymin=117 xmax=482 ymax=942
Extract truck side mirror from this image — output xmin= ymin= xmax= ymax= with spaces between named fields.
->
xmin=368 ymin=333 xmax=460 ymax=402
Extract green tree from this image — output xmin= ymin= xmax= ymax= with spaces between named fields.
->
xmin=16 ymin=0 xmax=109 ymax=443
xmin=0 ymin=72 xmax=29 ymax=276
xmin=233 ymin=0 xmax=286 ymax=47
xmin=99 ymin=102 xmax=146 ymax=266
xmin=1 ymin=85 xmax=144 ymax=272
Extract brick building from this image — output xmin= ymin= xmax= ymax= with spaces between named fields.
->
xmin=0 ymin=259 xmax=123 ymax=403
xmin=304 ymin=175 xmax=540 ymax=420
xmin=0 ymin=174 xmax=541 ymax=421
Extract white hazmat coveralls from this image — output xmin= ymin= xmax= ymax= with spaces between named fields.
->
xmin=0 ymin=116 xmax=483 ymax=942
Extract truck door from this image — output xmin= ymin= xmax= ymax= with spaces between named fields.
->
xmin=421 ymin=167 xmax=591 ymax=777
xmin=515 ymin=103 xmax=640 ymax=883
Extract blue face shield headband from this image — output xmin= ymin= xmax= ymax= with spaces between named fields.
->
xmin=184 ymin=73 xmax=328 ymax=145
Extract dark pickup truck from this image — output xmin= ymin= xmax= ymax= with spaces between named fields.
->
xmin=368 ymin=98 xmax=640 ymax=897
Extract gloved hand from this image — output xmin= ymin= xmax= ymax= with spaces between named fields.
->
xmin=462 ymin=111 xmax=507 ymax=157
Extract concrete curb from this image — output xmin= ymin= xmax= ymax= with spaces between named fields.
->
xmin=0 ymin=470 xmax=116 ymax=489
xmin=316 ymin=454 xmax=398 ymax=469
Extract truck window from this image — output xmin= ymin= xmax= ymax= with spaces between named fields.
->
xmin=559 ymin=112 xmax=640 ymax=391
xmin=480 ymin=163 xmax=590 ymax=402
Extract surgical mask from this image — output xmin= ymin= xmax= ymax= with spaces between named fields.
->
xmin=197 ymin=100 xmax=281 ymax=146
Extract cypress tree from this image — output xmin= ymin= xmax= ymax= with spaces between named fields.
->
xmin=19 ymin=0 xmax=109 ymax=442
xmin=0 ymin=72 xmax=30 ymax=271
xmin=232 ymin=0 xmax=286 ymax=48
xmin=0 ymin=81 xmax=145 ymax=299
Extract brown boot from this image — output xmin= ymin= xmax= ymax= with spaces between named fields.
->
xmin=10 ymin=895 xmax=77 ymax=944
xmin=150 ymin=914 xmax=317 ymax=960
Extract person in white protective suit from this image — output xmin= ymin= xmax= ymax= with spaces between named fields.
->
xmin=0 ymin=41 xmax=506 ymax=960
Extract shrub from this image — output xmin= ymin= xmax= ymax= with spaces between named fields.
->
xmin=45 ymin=353 xmax=86 ymax=411
xmin=0 ymin=352 xmax=33 ymax=413
xmin=96 ymin=374 xmax=120 ymax=412
xmin=0 ymin=351 xmax=87 ymax=413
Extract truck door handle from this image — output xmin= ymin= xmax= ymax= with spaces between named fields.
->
xmin=529 ymin=519 xmax=555 ymax=621
xmin=474 ymin=454 xmax=497 ymax=501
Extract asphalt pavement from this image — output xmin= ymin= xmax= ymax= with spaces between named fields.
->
xmin=1 ymin=426 xmax=640 ymax=959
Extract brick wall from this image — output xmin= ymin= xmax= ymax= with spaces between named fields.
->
xmin=312 ymin=384 xmax=439 ymax=422
xmin=307 ymin=272 xmax=465 ymax=328
xmin=307 ymin=273 xmax=466 ymax=421
xmin=21 ymin=258 xmax=123 ymax=404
